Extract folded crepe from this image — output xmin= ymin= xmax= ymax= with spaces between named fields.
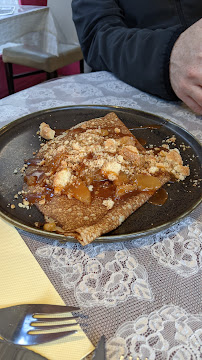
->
xmin=22 ymin=112 xmax=189 ymax=245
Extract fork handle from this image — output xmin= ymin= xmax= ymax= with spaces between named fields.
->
xmin=0 ymin=339 xmax=47 ymax=359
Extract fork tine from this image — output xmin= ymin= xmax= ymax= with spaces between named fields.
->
xmin=15 ymin=330 xmax=77 ymax=346
xmin=30 ymin=304 xmax=80 ymax=314
xmin=31 ymin=322 xmax=79 ymax=331
xmin=32 ymin=315 xmax=79 ymax=322
xmin=0 ymin=304 xmax=81 ymax=346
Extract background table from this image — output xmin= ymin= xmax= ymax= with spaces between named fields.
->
xmin=0 ymin=71 xmax=201 ymax=360
xmin=0 ymin=5 xmax=58 ymax=55
xmin=0 ymin=3 xmax=80 ymax=99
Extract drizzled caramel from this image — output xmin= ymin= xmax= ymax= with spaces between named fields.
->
xmin=24 ymin=152 xmax=163 ymax=205
xmin=23 ymin=116 xmax=189 ymax=211
xmin=24 ymin=158 xmax=43 ymax=166
xmin=148 ymin=188 xmax=168 ymax=206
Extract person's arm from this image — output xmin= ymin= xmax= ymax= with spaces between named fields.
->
xmin=170 ymin=19 xmax=202 ymax=114
xmin=72 ymin=0 xmax=185 ymax=100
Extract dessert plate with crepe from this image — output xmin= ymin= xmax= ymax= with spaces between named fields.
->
xmin=0 ymin=106 xmax=201 ymax=244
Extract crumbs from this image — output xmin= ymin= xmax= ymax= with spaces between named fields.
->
xmin=190 ymin=178 xmax=202 ymax=187
xmin=8 ymin=189 xmax=31 ymax=211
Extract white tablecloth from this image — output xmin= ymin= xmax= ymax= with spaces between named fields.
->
xmin=0 ymin=5 xmax=59 ymax=55
xmin=0 ymin=71 xmax=201 ymax=360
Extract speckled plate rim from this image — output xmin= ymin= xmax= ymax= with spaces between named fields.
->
xmin=0 ymin=104 xmax=201 ymax=243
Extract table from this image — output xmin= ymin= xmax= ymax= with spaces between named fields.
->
xmin=0 ymin=71 xmax=201 ymax=360
xmin=0 ymin=4 xmax=59 ymax=55
xmin=0 ymin=3 xmax=80 ymax=99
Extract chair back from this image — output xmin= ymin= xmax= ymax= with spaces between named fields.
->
xmin=47 ymin=0 xmax=79 ymax=45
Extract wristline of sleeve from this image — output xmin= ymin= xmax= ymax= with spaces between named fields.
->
xmin=163 ymin=25 xmax=186 ymax=101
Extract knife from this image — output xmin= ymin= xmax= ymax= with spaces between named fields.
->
xmin=0 ymin=339 xmax=47 ymax=360
xmin=92 ymin=335 xmax=106 ymax=360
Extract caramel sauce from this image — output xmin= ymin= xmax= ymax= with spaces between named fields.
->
xmin=24 ymin=170 xmax=45 ymax=186
xmin=137 ymin=137 xmax=147 ymax=146
xmin=25 ymin=158 xmax=43 ymax=166
xmin=24 ymin=153 xmax=165 ymax=205
xmin=130 ymin=124 xmax=162 ymax=130
xmin=24 ymin=123 xmax=170 ymax=207
xmin=66 ymin=180 xmax=91 ymax=205
xmin=93 ymin=180 xmax=116 ymax=199
xmin=54 ymin=124 xmax=161 ymax=139
xmin=148 ymin=188 xmax=168 ymax=206
xmin=86 ymin=152 xmax=96 ymax=160
xmin=25 ymin=192 xmax=44 ymax=203
xmin=46 ymin=153 xmax=65 ymax=174
xmin=54 ymin=126 xmax=127 ymax=139
xmin=54 ymin=128 xmax=86 ymax=136
xmin=153 ymin=147 xmax=169 ymax=155
xmin=54 ymin=129 xmax=68 ymax=136
xmin=71 ymin=128 xmax=86 ymax=134
xmin=25 ymin=186 xmax=54 ymax=204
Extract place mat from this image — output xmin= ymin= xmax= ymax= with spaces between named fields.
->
xmin=0 ymin=217 xmax=94 ymax=360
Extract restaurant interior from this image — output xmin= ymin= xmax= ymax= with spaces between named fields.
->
xmin=0 ymin=1 xmax=201 ymax=360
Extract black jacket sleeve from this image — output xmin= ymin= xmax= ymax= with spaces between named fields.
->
xmin=72 ymin=0 xmax=185 ymax=100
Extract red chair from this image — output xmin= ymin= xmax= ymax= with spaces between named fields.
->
xmin=19 ymin=1 xmax=47 ymax=5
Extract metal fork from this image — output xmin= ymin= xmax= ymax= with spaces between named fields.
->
xmin=0 ymin=304 xmax=81 ymax=345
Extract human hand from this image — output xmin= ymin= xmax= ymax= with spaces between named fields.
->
xmin=169 ymin=19 xmax=202 ymax=114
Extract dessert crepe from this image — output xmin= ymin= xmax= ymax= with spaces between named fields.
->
xmin=22 ymin=112 xmax=189 ymax=245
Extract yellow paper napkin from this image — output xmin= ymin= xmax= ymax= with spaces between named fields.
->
xmin=0 ymin=218 xmax=94 ymax=359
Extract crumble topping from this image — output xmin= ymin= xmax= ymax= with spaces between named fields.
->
xmin=39 ymin=122 xmax=55 ymax=140
xmin=20 ymin=116 xmax=190 ymax=224
xmin=166 ymin=135 xmax=176 ymax=143
xmin=103 ymin=198 xmax=114 ymax=209
xmin=53 ymin=168 xmax=72 ymax=194
xmin=101 ymin=161 xmax=122 ymax=181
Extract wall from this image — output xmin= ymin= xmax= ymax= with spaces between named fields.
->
xmin=19 ymin=1 xmax=47 ymax=5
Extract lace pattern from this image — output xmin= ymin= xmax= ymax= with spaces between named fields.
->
xmin=35 ymin=217 xmax=201 ymax=309
xmin=106 ymin=305 xmax=202 ymax=360
xmin=36 ymin=245 xmax=153 ymax=306
xmin=150 ymin=218 xmax=202 ymax=278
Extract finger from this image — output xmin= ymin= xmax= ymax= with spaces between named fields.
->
xmin=188 ymin=84 xmax=202 ymax=107
xmin=182 ymin=94 xmax=202 ymax=114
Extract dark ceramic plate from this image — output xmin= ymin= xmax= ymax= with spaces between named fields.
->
xmin=0 ymin=105 xmax=201 ymax=242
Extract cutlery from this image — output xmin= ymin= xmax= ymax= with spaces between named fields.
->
xmin=0 ymin=339 xmax=47 ymax=360
xmin=93 ymin=335 xmax=106 ymax=360
xmin=0 ymin=304 xmax=80 ymax=345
